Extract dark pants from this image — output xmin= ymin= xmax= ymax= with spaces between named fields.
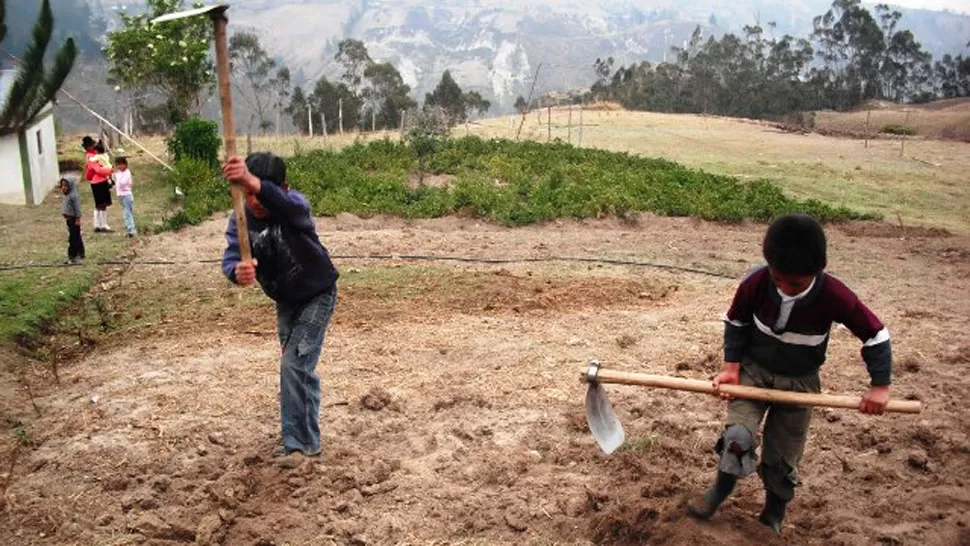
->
xmin=66 ymin=218 xmax=85 ymax=260
xmin=727 ymin=360 xmax=820 ymax=500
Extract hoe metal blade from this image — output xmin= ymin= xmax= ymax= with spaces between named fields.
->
xmin=151 ymin=3 xmax=228 ymax=24
xmin=584 ymin=360 xmax=625 ymax=455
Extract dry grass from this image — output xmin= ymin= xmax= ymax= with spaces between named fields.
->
xmin=814 ymin=98 xmax=970 ymax=142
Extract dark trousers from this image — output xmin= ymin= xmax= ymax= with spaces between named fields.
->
xmin=66 ymin=217 xmax=85 ymax=260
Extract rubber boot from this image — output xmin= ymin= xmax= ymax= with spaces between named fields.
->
xmin=758 ymin=491 xmax=788 ymax=534
xmin=687 ymin=471 xmax=737 ymax=520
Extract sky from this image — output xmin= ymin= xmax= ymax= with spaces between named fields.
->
xmin=881 ymin=0 xmax=970 ymax=13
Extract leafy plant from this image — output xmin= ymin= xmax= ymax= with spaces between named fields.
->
xmin=167 ymin=118 xmax=221 ymax=166
xmin=880 ymin=123 xmax=917 ymax=136
xmin=104 ymin=0 xmax=213 ymax=122
xmin=165 ymin=157 xmax=227 ymax=229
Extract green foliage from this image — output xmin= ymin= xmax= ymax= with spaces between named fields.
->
xmin=271 ymin=137 xmax=875 ymax=226
xmin=167 ymin=118 xmax=221 ymax=165
xmin=596 ymin=0 xmax=957 ymax=119
xmin=880 ymin=123 xmax=917 ymax=135
xmin=165 ymin=158 xmax=228 ymax=229
xmin=104 ymin=0 xmax=213 ymax=122
xmin=0 ymin=0 xmax=77 ymax=136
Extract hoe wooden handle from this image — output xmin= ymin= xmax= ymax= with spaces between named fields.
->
xmin=588 ymin=369 xmax=923 ymax=414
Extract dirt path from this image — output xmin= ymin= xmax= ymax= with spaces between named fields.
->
xmin=2 ymin=213 xmax=968 ymax=545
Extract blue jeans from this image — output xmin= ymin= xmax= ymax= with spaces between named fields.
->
xmin=276 ymin=288 xmax=337 ymax=453
xmin=120 ymin=194 xmax=136 ymax=235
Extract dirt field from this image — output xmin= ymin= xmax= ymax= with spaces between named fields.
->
xmin=2 ymin=211 xmax=968 ymax=545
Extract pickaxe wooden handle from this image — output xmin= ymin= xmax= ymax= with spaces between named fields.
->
xmin=153 ymin=4 xmax=251 ymax=262
xmin=585 ymin=365 xmax=922 ymax=414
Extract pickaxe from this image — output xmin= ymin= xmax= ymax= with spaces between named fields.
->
xmin=152 ymin=4 xmax=251 ymax=264
xmin=583 ymin=360 xmax=923 ymax=455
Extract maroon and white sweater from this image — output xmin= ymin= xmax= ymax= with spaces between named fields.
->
xmin=723 ymin=266 xmax=892 ymax=386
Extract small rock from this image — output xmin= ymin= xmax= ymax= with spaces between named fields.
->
xmin=907 ymin=451 xmax=929 ymax=471
xmin=131 ymin=513 xmax=171 ymax=538
xmin=195 ymin=513 xmax=224 ymax=546
xmin=242 ymin=453 xmax=263 ymax=466
xmin=95 ymin=513 xmax=114 ymax=526
xmin=505 ymin=513 xmax=528 ymax=532
xmin=876 ymin=444 xmax=892 ymax=455
xmin=208 ymin=433 xmax=227 ymax=446
xmin=151 ymin=476 xmax=171 ymax=493
xmin=287 ymin=476 xmax=307 ymax=489
xmin=359 ymin=388 xmax=392 ymax=411
xmin=566 ymin=337 xmax=586 ymax=347
xmin=526 ymin=450 xmax=542 ymax=462
xmin=564 ymin=497 xmax=587 ymax=517
xmin=825 ymin=411 xmax=842 ymax=423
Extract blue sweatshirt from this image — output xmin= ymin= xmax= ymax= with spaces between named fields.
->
xmin=221 ymin=181 xmax=338 ymax=304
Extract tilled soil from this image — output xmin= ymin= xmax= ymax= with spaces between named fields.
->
xmin=1 ymin=213 xmax=968 ymax=545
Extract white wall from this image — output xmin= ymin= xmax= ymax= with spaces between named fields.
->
xmin=0 ymin=133 xmax=26 ymax=205
xmin=26 ymin=113 xmax=59 ymax=205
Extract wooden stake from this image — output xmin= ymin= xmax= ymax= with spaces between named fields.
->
xmin=865 ymin=107 xmax=871 ymax=149
xmin=567 ymin=104 xmax=572 ymax=144
xmin=547 ymin=106 xmax=551 ymax=141
xmin=338 ymin=98 xmax=344 ymax=135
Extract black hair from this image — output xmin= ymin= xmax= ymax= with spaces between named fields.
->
xmin=82 ymin=136 xmax=95 ymax=149
xmin=762 ymin=214 xmax=827 ymax=275
xmin=94 ymin=141 xmax=106 ymax=154
xmin=115 ymin=156 xmax=128 ymax=165
xmin=245 ymin=152 xmax=286 ymax=186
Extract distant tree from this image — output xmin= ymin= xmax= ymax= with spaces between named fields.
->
xmin=514 ymin=95 xmax=528 ymax=113
xmin=424 ymin=70 xmax=466 ymax=124
xmin=310 ymin=76 xmax=359 ymax=133
xmin=270 ymin=66 xmax=291 ymax=133
xmin=335 ymin=38 xmax=373 ymax=97
xmin=362 ymin=62 xmax=416 ymax=129
xmin=229 ymin=31 xmax=277 ymax=132
xmin=463 ymin=90 xmax=490 ymax=118
xmin=285 ymin=85 xmax=309 ymax=133
xmin=0 ymin=0 xmax=77 ymax=136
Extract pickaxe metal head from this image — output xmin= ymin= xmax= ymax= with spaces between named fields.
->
xmin=150 ymin=3 xmax=228 ymax=24
xmin=583 ymin=360 xmax=625 ymax=455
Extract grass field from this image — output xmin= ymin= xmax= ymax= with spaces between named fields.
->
xmin=0 ymin=158 xmax=177 ymax=346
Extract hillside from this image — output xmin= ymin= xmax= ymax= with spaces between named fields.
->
xmin=86 ymin=0 xmax=970 ymax=112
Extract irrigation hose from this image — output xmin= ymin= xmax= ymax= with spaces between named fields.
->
xmin=0 ymin=254 xmax=735 ymax=279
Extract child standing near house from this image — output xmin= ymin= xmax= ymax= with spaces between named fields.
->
xmin=221 ymin=152 xmax=339 ymax=459
xmin=59 ymin=175 xmax=85 ymax=264
xmin=114 ymin=157 xmax=137 ymax=237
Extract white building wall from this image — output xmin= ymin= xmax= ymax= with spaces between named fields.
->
xmin=26 ymin=113 xmax=59 ymax=205
xmin=0 ymin=133 xmax=26 ymax=205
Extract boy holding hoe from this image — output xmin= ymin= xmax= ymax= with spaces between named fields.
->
xmin=688 ymin=214 xmax=893 ymax=533
xmin=221 ymin=152 xmax=339 ymax=458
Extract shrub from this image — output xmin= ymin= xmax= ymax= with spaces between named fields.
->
xmin=165 ymin=158 xmax=229 ymax=229
xmin=880 ymin=124 xmax=917 ymax=136
xmin=168 ymin=118 xmax=221 ymax=165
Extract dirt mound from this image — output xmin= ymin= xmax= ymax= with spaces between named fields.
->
xmin=836 ymin=221 xmax=951 ymax=239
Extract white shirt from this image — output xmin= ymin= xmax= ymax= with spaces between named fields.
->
xmin=774 ymin=278 xmax=815 ymax=330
